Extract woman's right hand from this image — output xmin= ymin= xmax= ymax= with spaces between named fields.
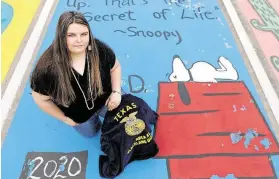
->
xmin=64 ymin=116 xmax=78 ymax=126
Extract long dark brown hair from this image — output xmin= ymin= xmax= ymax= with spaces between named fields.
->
xmin=30 ymin=11 xmax=103 ymax=107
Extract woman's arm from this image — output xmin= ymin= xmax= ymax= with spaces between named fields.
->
xmin=110 ymin=59 xmax=122 ymax=93
xmin=106 ymin=59 xmax=122 ymax=111
xmin=31 ymin=91 xmax=77 ymax=126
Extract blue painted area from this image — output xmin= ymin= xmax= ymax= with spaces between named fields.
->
xmin=2 ymin=0 xmax=279 ymax=178
xmin=27 ymin=159 xmax=35 ymax=177
xmin=230 ymin=131 xmax=242 ymax=144
xmin=254 ymin=145 xmax=259 ymax=151
xmin=1 ymin=1 xmax=13 ymax=33
xmin=211 ymin=174 xmax=237 ymax=179
xmin=261 ymin=138 xmax=272 ymax=149
xmin=271 ymin=155 xmax=279 ymax=178
xmin=113 ymin=159 xmax=169 ymax=179
xmin=59 ymin=164 xmax=65 ymax=171
xmin=244 ymin=129 xmax=258 ymax=149
xmin=230 ymin=129 xmax=273 ymax=151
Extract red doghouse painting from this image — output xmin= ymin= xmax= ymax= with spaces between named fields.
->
xmin=154 ymin=56 xmax=279 ymax=179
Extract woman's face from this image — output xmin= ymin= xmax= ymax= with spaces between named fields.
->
xmin=66 ymin=23 xmax=90 ymax=55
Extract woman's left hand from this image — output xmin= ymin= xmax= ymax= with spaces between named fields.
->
xmin=105 ymin=92 xmax=121 ymax=111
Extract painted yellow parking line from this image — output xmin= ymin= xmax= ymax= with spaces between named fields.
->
xmin=1 ymin=0 xmax=41 ymax=82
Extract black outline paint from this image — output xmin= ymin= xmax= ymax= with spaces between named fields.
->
xmin=128 ymin=75 xmax=145 ymax=93
xmin=154 ymin=152 xmax=279 ymax=159
xmin=202 ymin=92 xmax=241 ymax=96
xmin=196 ymin=132 xmax=265 ymax=137
xmin=114 ymin=30 xmax=126 ymax=33
xmin=160 ymin=110 xmax=219 ymax=116
xmin=178 ymin=81 xmax=191 ymax=105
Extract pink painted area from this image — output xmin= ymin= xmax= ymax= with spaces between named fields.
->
xmin=236 ymin=0 xmax=279 ymax=81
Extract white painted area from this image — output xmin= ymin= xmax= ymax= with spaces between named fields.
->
xmin=1 ymin=0 xmax=56 ymax=130
xmin=222 ymin=0 xmax=279 ymax=123
xmin=169 ymin=55 xmax=238 ymax=83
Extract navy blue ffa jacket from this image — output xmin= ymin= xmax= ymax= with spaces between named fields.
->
xmin=99 ymin=94 xmax=159 ymax=178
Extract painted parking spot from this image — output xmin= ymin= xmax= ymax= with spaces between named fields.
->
xmin=2 ymin=0 xmax=279 ymax=179
xmin=1 ymin=0 xmax=41 ymax=82
xmin=235 ymin=0 xmax=279 ymax=78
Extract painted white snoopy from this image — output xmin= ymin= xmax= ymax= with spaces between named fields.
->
xmin=169 ymin=55 xmax=239 ymax=83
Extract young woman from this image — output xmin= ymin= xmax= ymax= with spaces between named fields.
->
xmin=30 ymin=11 xmax=122 ymax=137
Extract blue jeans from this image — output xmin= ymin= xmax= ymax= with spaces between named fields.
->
xmin=73 ymin=106 xmax=107 ymax=137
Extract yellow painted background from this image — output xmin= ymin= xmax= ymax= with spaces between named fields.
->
xmin=1 ymin=0 xmax=41 ymax=82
